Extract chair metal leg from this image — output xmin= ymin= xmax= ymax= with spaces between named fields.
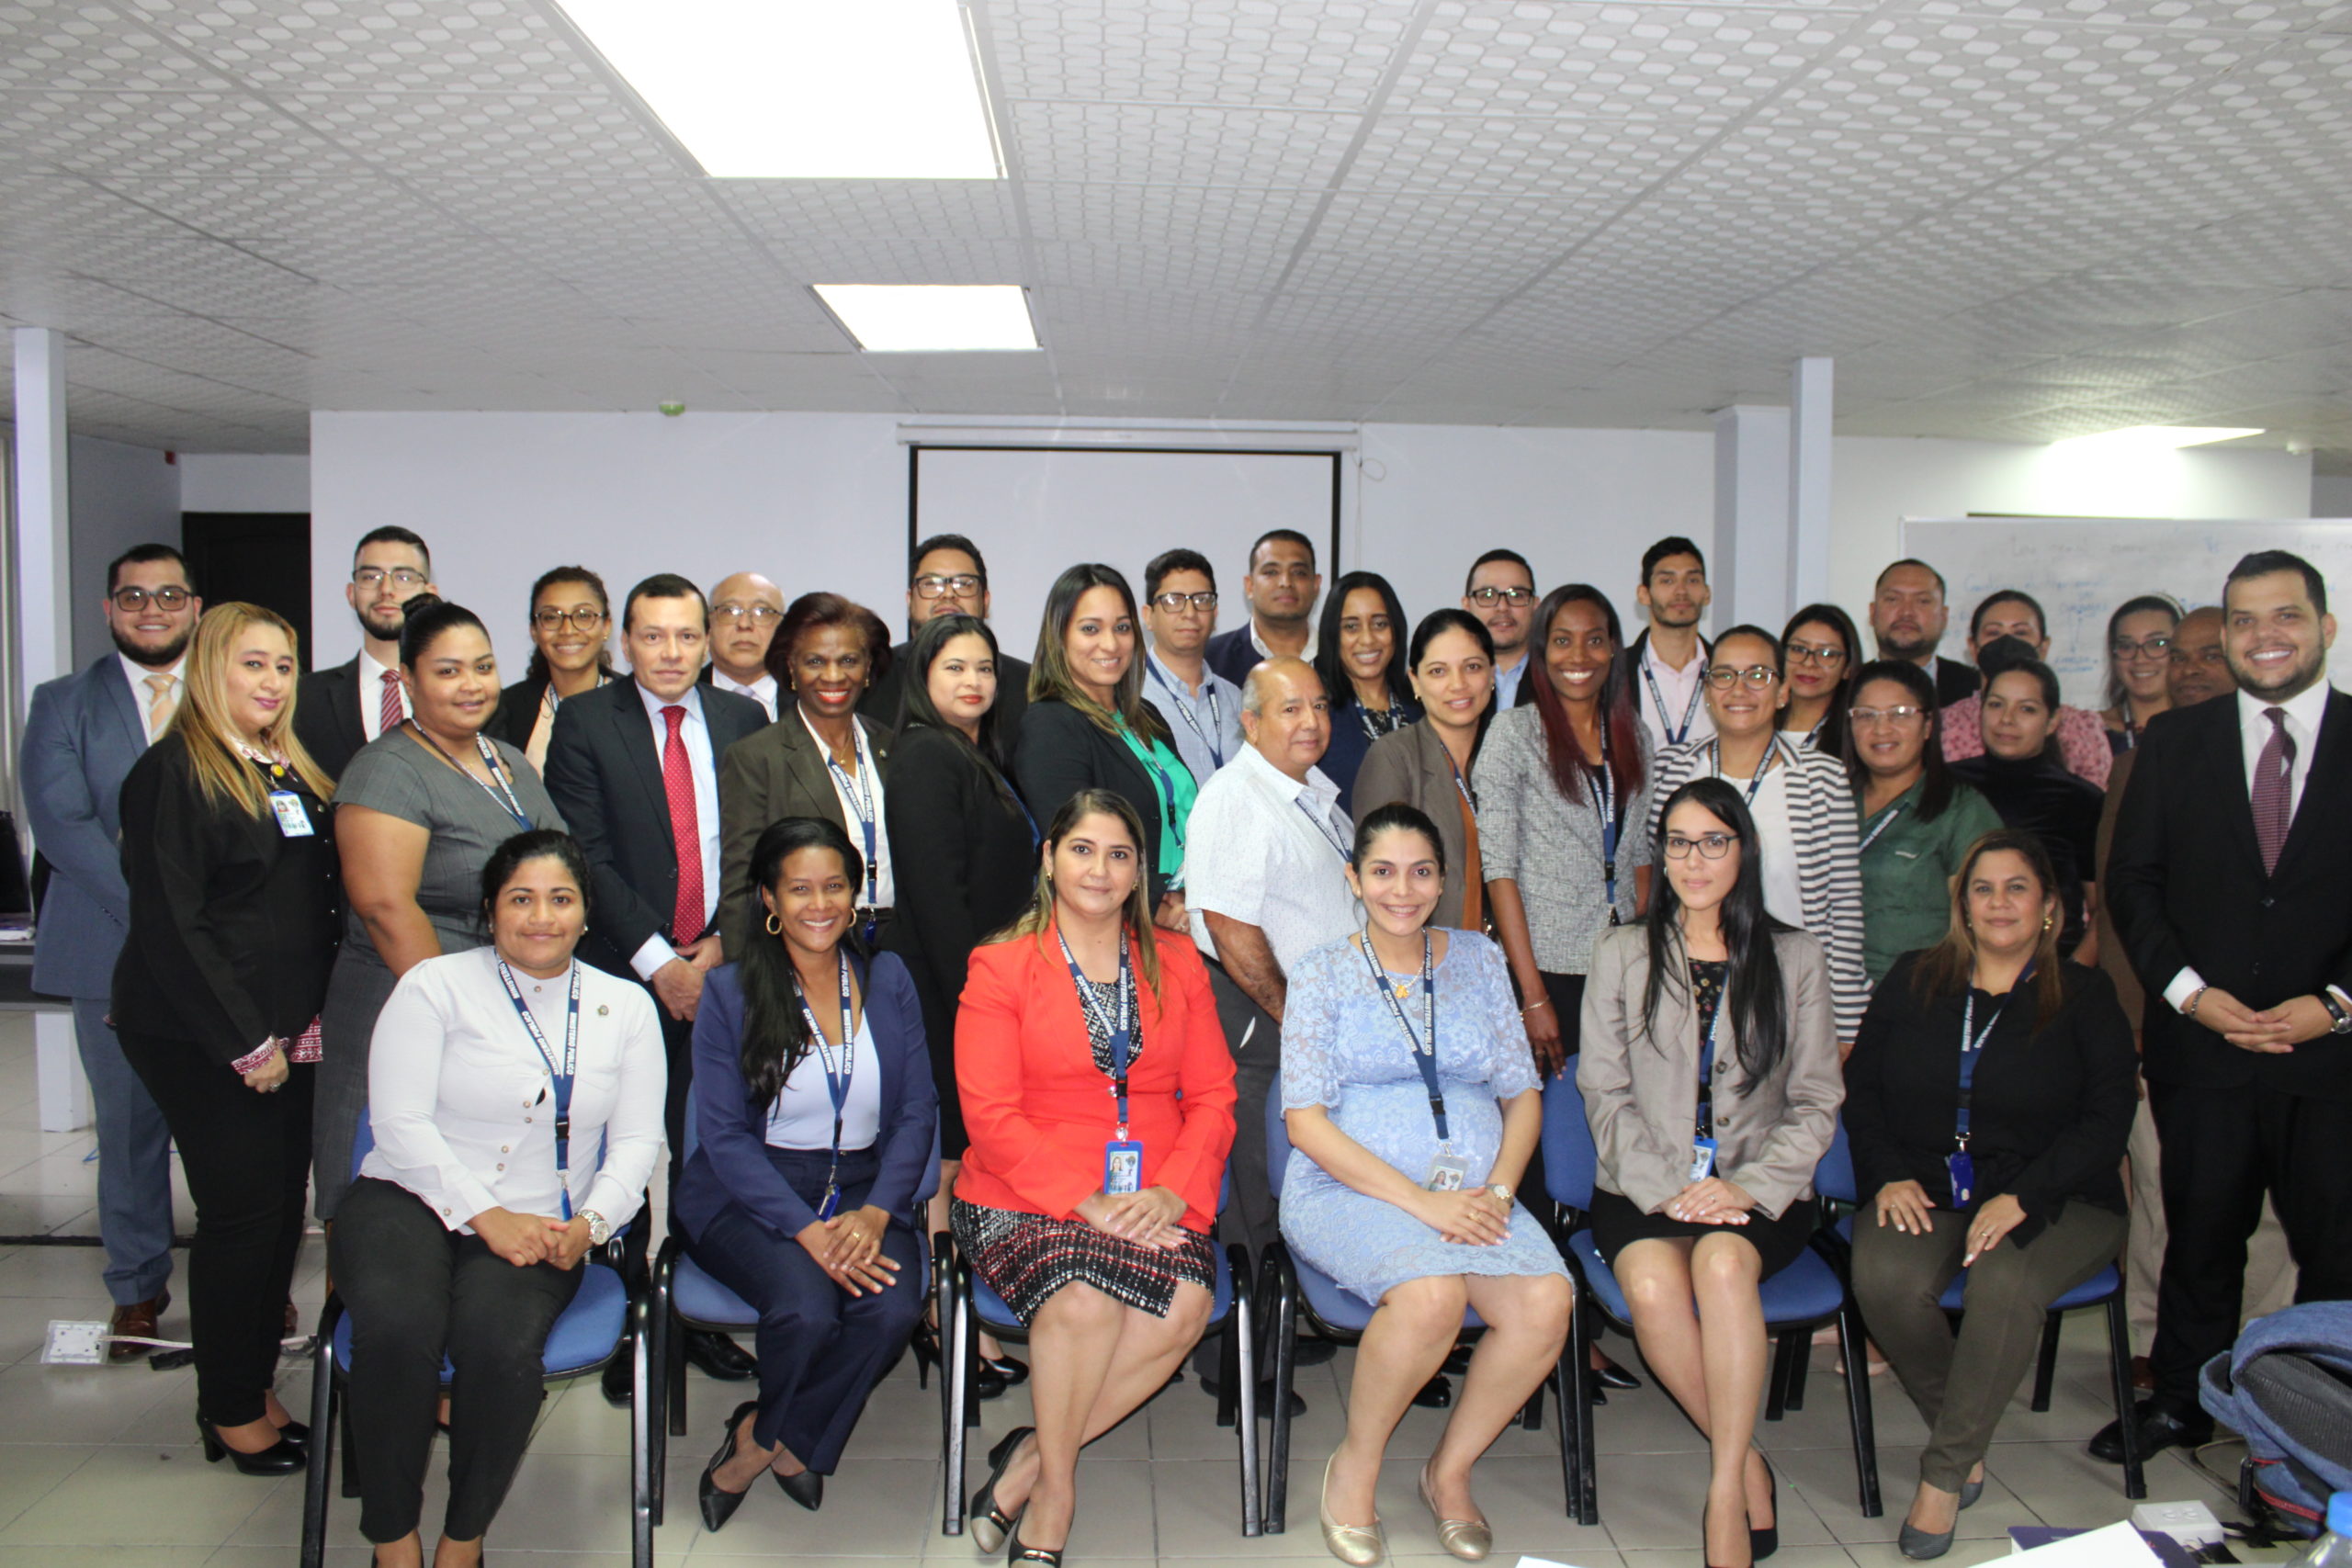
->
xmin=1263 ymin=1247 xmax=1299 ymax=1536
xmin=665 ymin=1306 xmax=689 ymax=1440
xmin=299 ymin=1297 xmax=342 ymax=1568
xmin=1566 ymin=1286 xmax=1599 ymax=1524
xmin=629 ymin=1294 xmax=653 ymax=1568
xmin=2106 ymin=1294 xmax=2146 ymax=1500
xmin=944 ymin=1255 xmax=976 ymax=1534
xmin=1230 ymin=1246 xmax=1261 ymax=1538
xmin=2031 ymin=1310 xmax=2064 ymax=1413
xmin=1216 ymin=1276 xmax=1240 ymax=1429
xmin=934 ymin=1231 xmax=961 ymax=1535
xmin=647 ymin=1269 xmax=669 ymax=1525
xmin=1552 ymin=1331 xmax=1579 ymax=1523
xmin=1783 ymin=1325 xmax=1812 ymax=1412
xmin=1837 ymin=1292 xmax=1883 ymax=1517
xmin=1765 ymin=1330 xmax=1797 ymax=1421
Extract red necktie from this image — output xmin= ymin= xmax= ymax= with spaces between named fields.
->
xmin=2253 ymin=707 xmax=2296 ymax=875
xmin=379 ymin=668 xmax=403 ymax=737
xmin=662 ymin=705 xmax=705 ymax=943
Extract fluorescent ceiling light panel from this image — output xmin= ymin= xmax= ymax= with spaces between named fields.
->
xmin=816 ymin=285 xmax=1039 ymax=351
xmin=556 ymin=0 xmax=1001 ymax=179
xmin=2052 ymin=424 xmax=2266 ymax=449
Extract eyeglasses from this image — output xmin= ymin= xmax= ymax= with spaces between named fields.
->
xmin=913 ymin=573 xmax=982 ymax=599
xmin=532 ymin=607 xmax=607 ymax=632
xmin=1664 ymin=832 xmax=1736 ymax=860
xmin=110 ymin=585 xmax=191 ymax=613
xmin=1150 ymin=591 xmax=1218 ymax=613
xmin=1848 ymin=704 xmax=1926 ymax=727
xmin=1785 ymin=640 xmax=1847 ymax=666
xmin=711 ymin=603 xmax=781 ymax=624
xmin=2111 ymin=635 xmax=2173 ymax=659
xmin=1467 ymin=586 xmax=1535 ymax=607
xmin=1702 ymin=665 xmax=1781 ymax=690
xmin=354 ymin=568 xmax=428 ymax=591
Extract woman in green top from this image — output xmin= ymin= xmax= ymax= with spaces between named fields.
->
xmin=1842 ymin=660 xmax=2005 ymax=989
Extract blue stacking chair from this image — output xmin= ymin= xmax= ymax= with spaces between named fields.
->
xmin=1543 ymin=1074 xmax=1881 ymax=1527
xmin=941 ymin=1174 xmax=1261 ymax=1538
xmin=646 ymin=1085 xmax=945 ymax=1525
xmin=1258 ymin=1072 xmax=1577 ymax=1535
xmin=298 ymin=1115 xmax=653 ymax=1568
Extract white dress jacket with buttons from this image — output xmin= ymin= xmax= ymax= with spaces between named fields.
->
xmin=360 ymin=946 xmax=667 ymax=1235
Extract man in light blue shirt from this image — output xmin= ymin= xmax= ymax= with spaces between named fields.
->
xmin=1141 ymin=547 xmax=1245 ymax=786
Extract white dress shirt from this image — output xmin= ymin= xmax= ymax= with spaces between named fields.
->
xmin=1145 ymin=649 xmax=1245 ymax=785
xmin=1183 ymin=742 xmax=1363 ymax=976
xmin=800 ymin=708 xmax=896 ymax=908
xmin=713 ymin=671 xmax=779 ymax=723
xmin=361 ymin=948 xmax=666 ymax=1234
xmin=1637 ymin=637 xmax=1715 ymax=752
xmin=629 ymin=682 xmax=724 ymax=980
xmin=358 ymin=649 xmax=411 ymax=744
xmin=117 ymin=653 xmax=187 ymax=746
xmin=1725 ymin=761 xmax=1804 ymax=930
xmin=764 ymin=1009 xmax=885 ymax=1151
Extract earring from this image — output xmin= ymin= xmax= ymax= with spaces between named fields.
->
xmin=2042 ymin=913 xmax=2054 ymax=932
xmin=765 ymin=912 xmax=782 ymax=935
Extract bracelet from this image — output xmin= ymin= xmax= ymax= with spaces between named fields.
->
xmin=1521 ymin=998 xmax=1553 ymax=1014
xmin=2184 ymin=986 xmax=2210 ymax=1021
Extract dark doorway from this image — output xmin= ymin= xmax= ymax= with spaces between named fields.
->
xmin=182 ymin=513 xmax=313 ymax=671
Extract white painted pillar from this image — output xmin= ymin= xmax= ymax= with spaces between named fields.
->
xmin=1787 ymin=355 xmax=1834 ymax=612
xmin=1713 ymin=403 xmax=1790 ymax=631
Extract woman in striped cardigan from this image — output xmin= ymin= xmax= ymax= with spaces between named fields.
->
xmin=1648 ymin=625 xmax=1868 ymax=1046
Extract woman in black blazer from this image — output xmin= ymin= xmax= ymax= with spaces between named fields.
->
xmin=1314 ymin=570 xmax=1423 ymax=814
xmin=486 ymin=565 xmax=614 ymax=773
xmin=1012 ymin=563 xmax=1193 ymax=931
xmin=1844 ymin=829 xmax=2135 ymax=1559
xmin=113 ymin=603 xmax=342 ymax=1475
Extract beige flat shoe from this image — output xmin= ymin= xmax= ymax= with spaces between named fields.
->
xmin=1418 ymin=1462 xmax=1492 ymax=1562
xmin=1319 ymin=1452 xmax=1386 ymax=1566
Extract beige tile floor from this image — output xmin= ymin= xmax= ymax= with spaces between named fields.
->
xmin=0 ymin=1010 xmax=2276 ymax=1566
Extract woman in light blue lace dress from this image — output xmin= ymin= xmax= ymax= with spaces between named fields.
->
xmin=1281 ymin=803 xmax=1572 ymax=1565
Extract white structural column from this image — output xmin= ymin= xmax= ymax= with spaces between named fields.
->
xmin=1786 ymin=355 xmax=1834 ymax=613
xmin=1713 ymin=402 xmax=1790 ymax=631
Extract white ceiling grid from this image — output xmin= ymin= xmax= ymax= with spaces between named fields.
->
xmin=0 ymin=0 xmax=2346 ymax=460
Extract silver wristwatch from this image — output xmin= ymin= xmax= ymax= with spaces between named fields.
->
xmin=1487 ymin=1183 xmax=1515 ymax=1205
xmin=581 ymin=1209 xmax=612 ymax=1247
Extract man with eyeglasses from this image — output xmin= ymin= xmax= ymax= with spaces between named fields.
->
xmin=1937 ymin=588 xmax=2113 ymax=786
xmin=702 ymin=571 xmax=786 ymax=721
xmin=1141 ymin=547 xmax=1244 ymax=785
xmin=19 ymin=544 xmax=201 ymax=1360
xmin=294 ymin=525 xmax=438 ymax=779
xmin=1629 ymin=536 xmax=1715 ymax=753
xmin=859 ymin=533 xmax=1030 ymax=739
xmin=1462 ymin=548 xmax=1542 ymax=709
xmin=1869 ymin=558 xmax=1981 ymax=708
xmin=1204 ymin=529 xmax=1322 ymax=689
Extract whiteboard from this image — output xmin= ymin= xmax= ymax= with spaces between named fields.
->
xmin=910 ymin=446 xmax=1340 ymax=657
xmin=1900 ymin=516 xmax=2352 ymax=710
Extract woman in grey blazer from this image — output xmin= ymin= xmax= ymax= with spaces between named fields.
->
xmin=1578 ymin=776 xmax=1843 ymax=1568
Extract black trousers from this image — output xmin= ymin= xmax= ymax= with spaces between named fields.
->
xmin=1193 ymin=961 xmax=1275 ymax=1377
xmin=118 ymin=1032 xmax=310 ymax=1427
xmin=2148 ymin=1077 xmax=2352 ymax=1405
xmin=332 ymin=1178 xmax=582 ymax=1544
xmin=619 ymin=998 xmax=697 ymax=1287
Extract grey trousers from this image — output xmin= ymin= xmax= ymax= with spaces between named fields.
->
xmin=74 ymin=997 xmax=176 ymax=1305
xmin=1853 ymin=1201 xmax=2127 ymax=1490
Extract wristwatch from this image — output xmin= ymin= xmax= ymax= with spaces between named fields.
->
xmin=580 ymin=1209 xmax=612 ymax=1247
xmin=2321 ymin=991 xmax=2352 ymax=1037
xmin=1487 ymin=1184 xmax=1514 ymax=1206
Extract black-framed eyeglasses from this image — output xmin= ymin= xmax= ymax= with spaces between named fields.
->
xmin=1848 ymin=704 xmax=1925 ymax=727
xmin=711 ymin=602 xmax=782 ymax=624
xmin=532 ymin=607 xmax=607 ymax=632
xmin=1467 ymin=586 xmax=1535 ymax=607
xmin=1785 ymin=640 xmax=1847 ymax=666
xmin=110 ymin=585 xmax=191 ymax=613
xmin=1702 ymin=665 xmax=1781 ymax=689
xmin=913 ymin=573 xmax=982 ymax=599
xmin=1150 ymin=591 xmax=1218 ymax=613
xmin=354 ymin=568 xmax=427 ymax=591
xmin=1664 ymin=832 xmax=1736 ymax=860
xmin=2111 ymin=635 xmax=2173 ymax=659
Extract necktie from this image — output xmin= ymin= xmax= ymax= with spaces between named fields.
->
xmin=141 ymin=673 xmax=177 ymax=739
xmin=2254 ymin=707 xmax=2296 ymax=875
xmin=662 ymin=705 xmax=705 ymax=943
xmin=379 ymin=668 xmax=404 ymax=738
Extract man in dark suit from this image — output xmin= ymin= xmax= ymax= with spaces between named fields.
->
xmin=293 ymin=525 xmax=436 ymax=779
xmin=1869 ymin=558 xmax=1980 ymax=708
xmin=18 ymin=544 xmax=200 ymax=1359
xmin=544 ymin=572 xmax=767 ymax=1394
xmin=2098 ymin=548 xmax=2352 ymax=1461
xmin=859 ymin=533 xmax=1030 ymax=737
xmin=1204 ymin=527 xmax=1321 ymax=689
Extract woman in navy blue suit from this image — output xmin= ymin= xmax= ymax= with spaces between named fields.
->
xmin=676 ymin=817 xmax=939 ymax=1531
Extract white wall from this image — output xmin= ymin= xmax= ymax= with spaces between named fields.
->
xmin=2314 ymin=473 xmax=2352 ymax=518
xmin=179 ymin=453 xmax=311 ymax=513
xmin=67 ymin=435 xmax=180 ymax=667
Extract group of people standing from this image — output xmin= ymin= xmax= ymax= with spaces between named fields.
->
xmin=19 ymin=517 xmax=2346 ymax=1568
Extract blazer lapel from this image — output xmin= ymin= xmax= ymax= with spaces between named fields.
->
xmin=2202 ymin=697 xmax=2268 ymax=878
xmin=2274 ymin=688 xmax=2351 ymax=868
xmin=780 ymin=715 xmax=836 ymax=812
xmin=612 ymin=689 xmax=673 ymax=836
xmin=96 ymin=658 xmax=147 ymax=755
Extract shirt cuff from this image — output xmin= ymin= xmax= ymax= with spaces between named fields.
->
xmin=629 ymin=932 xmax=680 ymax=982
xmin=230 ymin=1039 xmax=278 ymax=1075
xmin=2162 ymin=968 xmax=2207 ymax=1014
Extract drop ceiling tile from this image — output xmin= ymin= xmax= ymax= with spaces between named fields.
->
xmin=987 ymin=0 xmax=1420 ymax=111
xmin=279 ymin=88 xmax=678 ymax=178
xmin=133 ymin=0 xmax=604 ymax=94
xmin=0 ymin=87 xmax=357 ymax=175
xmin=1344 ymin=113 xmax=1713 ymax=201
xmin=1007 ymin=99 xmax=1363 ymax=188
xmin=0 ymin=4 xmax=233 ymax=94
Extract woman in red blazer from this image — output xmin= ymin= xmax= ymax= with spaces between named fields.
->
xmin=953 ymin=787 xmax=1237 ymax=1568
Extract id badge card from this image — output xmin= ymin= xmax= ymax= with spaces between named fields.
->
xmin=817 ymin=1186 xmax=841 ymax=1221
xmin=268 ymin=790 xmax=315 ymax=838
xmin=1946 ymin=1149 xmax=1975 ymax=1209
xmin=1103 ymin=1140 xmax=1144 ymax=1195
xmin=1688 ymin=1137 xmax=1719 ymax=1183
xmin=1424 ymin=1149 xmax=1470 ymax=1192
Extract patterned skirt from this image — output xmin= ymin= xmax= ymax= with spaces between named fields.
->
xmin=951 ymin=1198 xmax=1216 ymax=1326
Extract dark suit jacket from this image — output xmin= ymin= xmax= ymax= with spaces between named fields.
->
xmin=2109 ymin=689 xmax=2352 ymax=1099
xmin=1204 ymin=626 xmax=1261 ymax=689
xmin=673 ymin=956 xmax=940 ymax=1243
xmin=20 ymin=657 xmax=145 ymax=998
xmin=859 ymin=639 xmax=1030 ymax=742
xmin=1012 ymin=699 xmax=1182 ymax=907
xmin=486 ymin=673 xmax=552 ymax=754
xmin=542 ymin=681 xmax=769 ymax=978
xmin=1320 ymin=697 xmax=1424 ymax=817
xmin=1933 ymin=657 xmax=1982 ymax=708
xmin=715 ymin=708 xmax=896 ymax=954
xmin=294 ymin=656 xmax=371 ymax=782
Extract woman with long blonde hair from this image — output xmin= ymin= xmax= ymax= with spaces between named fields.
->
xmin=113 ymin=603 xmax=341 ymax=1474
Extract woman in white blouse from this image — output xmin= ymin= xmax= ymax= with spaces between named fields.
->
xmin=330 ymin=829 xmax=664 ymax=1568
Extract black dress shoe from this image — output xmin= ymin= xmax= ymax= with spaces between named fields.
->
xmin=196 ymin=1416 xmax=305 ymax=1475
xmin=600 ymin=1341 xmax=634 ymax=1406
xmin=698 ymin=1401 xmax=761 ymax=1533
xmin=1413 ymin=1373 xmax=1453 ymax=1409
xmin=1593 ymin=1356 xmax=1642 ymax=1392
xmin=1198 ymin=1371 xmax=1306 ymax=1417
xmin=684 ymin=1329 xmax=757 ymax=1382
xmin=2088 ymin=1397 xmax=2211 ymax=1463
xmin=980 ymin=1350 xmax=1030 ymax=1387
xmin=272 ymin=1418 xmax=311 ymax=1450
xmin=774 ymin=1465 xmax=823 ymax=1510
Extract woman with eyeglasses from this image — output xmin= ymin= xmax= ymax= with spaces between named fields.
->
xmin=1315 ymin=571 xmax=1424 ymax=815
xmin=489 ymin=566 xmax=614 ymax=774
xmin=1778 ymin=604 xmax=1862 ymax=757
xmin=1649 ymin=625 xmax=1868 ymax=1045
xmin=1579 ymin=778 xmax=1843 ymax=1568
xmin=1840 ymin=661 xmax=2004 ymax=989
xmin=2098 ymin=595 xmax=2181 ymax=755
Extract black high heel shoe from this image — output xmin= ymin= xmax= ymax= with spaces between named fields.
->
xmin=968 ymin=1425 xmax=1034 ymax=1555
xmin=911 ymin=1319 xmax=1007 ymax=1399
xmin=774 ymin=1461 xmax=823 ymax=1511
xmin=196 ymin=1415 xmax=304 ymax=1475
xmin=980 ymin=1350 xmax=1030 ymax=1388
xmin=698 ymin=1400 xmax=761 ymax=1534
xmin=1749 ymin=1451 xmax=1779 ymax=1562
xmin=1007 ymin=1519 xmax=1065 ymax=1567
xmin=270 ymin=1417 xmax=311 ymax=1450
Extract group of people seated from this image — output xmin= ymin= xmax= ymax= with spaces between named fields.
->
xmin=35 ymin=517 xmax=2346 ymax=1568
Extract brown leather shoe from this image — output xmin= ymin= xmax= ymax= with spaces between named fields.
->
xmin=108 ymin=1290 xmax=171 ymax=1363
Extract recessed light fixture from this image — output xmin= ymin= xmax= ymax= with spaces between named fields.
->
xmin=2052 ymin=425 xmax=2267 ymax=449
xmin=555 ymin=0 xmax=1001 ymax=180
xmin=814 ymin=284 xmax=1039 ymax=352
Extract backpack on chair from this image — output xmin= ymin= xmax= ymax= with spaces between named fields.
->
xmin=2199 ymin=1300 xmax=2352 ymax=1538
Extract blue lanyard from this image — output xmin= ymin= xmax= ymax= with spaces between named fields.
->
xmin=1147 ymin=659 xmax=1225 ymax=771
xmin=496 ymin=959 xmax=581 ymax=1220
xmin=1119 ymin=721 xmax=1186 ymax=853
xmin=1295 ymin=795 xmax=1351 ymax=862
xmin=1445 ymin=748 xmax=1476 ymax=813
xmin=1058 ymin=931 xmax=1136 ymax=1137
xmin=412 ymin=723 xmax=530 ymax=828
xmin=1641 ymin=653 xmax=1706 ymax=748
xmin=794 ymin=949 xmax=858 ymax=1169
xmin=1360 ymin=927 xmax=1445 ymax=1143
xmin=821 ymin=728 xmax=881 ymax=910
xmin=1588 ymin=732 xmax=1623 ymax=924
xmin=1709 ymin=739 xmax=1780 ymax=807
xmin=1956 ymin=969 xmax=2030 ymax=1148
xmin=1859 ymin=801 xmax=1905 ymax=853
